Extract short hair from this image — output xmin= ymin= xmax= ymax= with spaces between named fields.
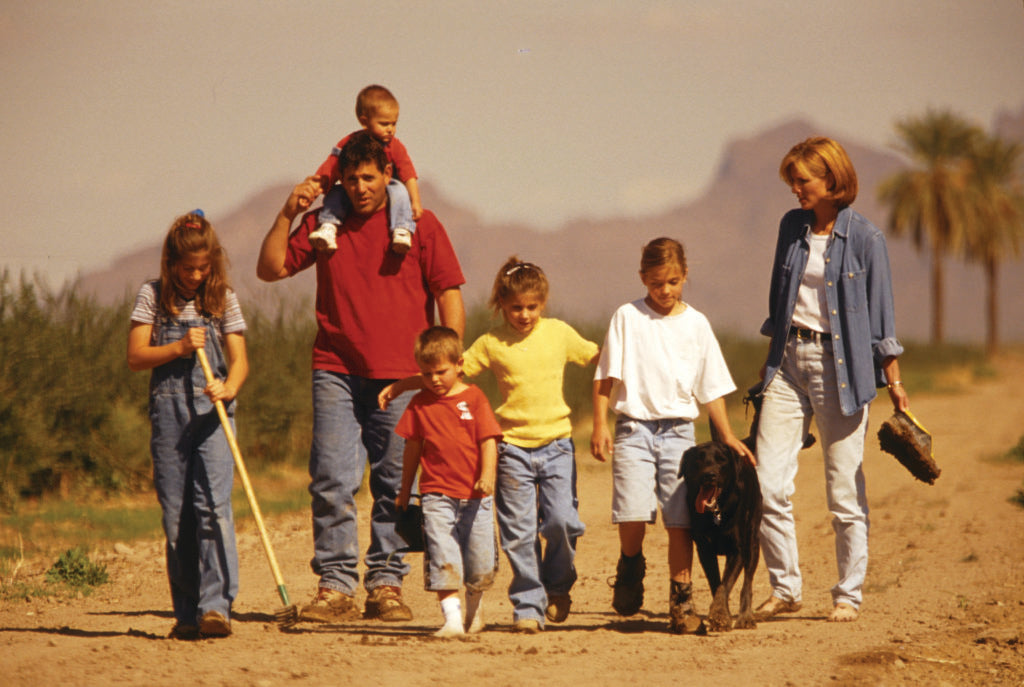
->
xmin=414 ymin=326 xmax=462 ymax=367
xmin=639 ymin=237 xmax=687 ymax=277
xmin=356 ymin=84 xmax=399 ymax=120
xmin=336 ymin=130 xmax=390 ymax=175
xmin=779 ymin=136 xmax=859 ymax=208
xmin=487 ymin=256 xmax=549 ymax=316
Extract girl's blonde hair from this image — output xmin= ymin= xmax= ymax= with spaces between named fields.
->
xmin=488 ymin=256 xmax=549 ymax=316
xmin=640 ymin=237 xmax=687 ymax=276
xmin=159 ymin=211 xmax=229 ymax=318
xmin=778 ymin=136 xmax=859 ymax=208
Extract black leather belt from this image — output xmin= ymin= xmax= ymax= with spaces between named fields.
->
xmin=790 ymin=326 xmax=826 ymax=342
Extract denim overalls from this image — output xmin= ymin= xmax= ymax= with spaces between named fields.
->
xmin=149 ymin=309 xmax=239 ymax=626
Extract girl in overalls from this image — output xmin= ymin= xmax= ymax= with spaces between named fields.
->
xmin=127 ymin=210 xmax=249 ymax=640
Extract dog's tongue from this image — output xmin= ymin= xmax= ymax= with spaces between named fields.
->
xmin=696 ymin=485 xmax=720 ymax=514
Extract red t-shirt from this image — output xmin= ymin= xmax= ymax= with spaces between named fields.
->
xmin=395 ymin=384 xmax=503 ymax=499
xmin=283 ymin=206 xmax=464 ymax=378
xmin=316 ymin=132 xmax=417 ymax=185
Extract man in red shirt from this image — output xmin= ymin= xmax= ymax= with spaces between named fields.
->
xmin=257 ymin=131 xmax=466 ymax=623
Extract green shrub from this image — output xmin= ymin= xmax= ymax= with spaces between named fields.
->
xmin=45 ymin=547 xmax=109 ymax=589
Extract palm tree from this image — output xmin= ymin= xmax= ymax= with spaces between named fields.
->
xmin=962 ymin=133 xmax=1024 ymax=357
xmin=878 ymin=110 xmax=982 ymax=343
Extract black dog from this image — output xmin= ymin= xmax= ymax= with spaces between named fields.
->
xmin=681 ymin=441 xmax=762 ymax=631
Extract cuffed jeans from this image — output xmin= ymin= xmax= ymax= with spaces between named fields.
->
xmin=309 ymin=370 xmax=411 ymax=594
xmin=496 ymin=439 xmax=585 ymax=624
xmin=756 ymin=336 xmax=870 ymax=608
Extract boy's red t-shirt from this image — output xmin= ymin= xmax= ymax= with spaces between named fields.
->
xmin=316 ymin=131 xmax=417 ymax=185
xmin=395 ymin=384 xmax=502 ymax=499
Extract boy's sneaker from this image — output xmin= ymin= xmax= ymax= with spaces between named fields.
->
xmin=300 ymin=587 xmax=361 ymax=623
xmin=364 ymin=585 xmax=413 ymax=621
xmin=668 ymin=581 xmax=702 ymax=634
xmin=309 ymin=222 xmax=338 ymax=251
xmin=198 ymin=610 xmax=232 ymax=638
xmin=545 ymin=594 xmax=572 ymax=623
xmin=513 ymin=618 xmax=543 ymax=634
xmin=611 ymin=552 xmax=645 ymax=616
xmin=390 ymin=228 xmax=412 ymax=254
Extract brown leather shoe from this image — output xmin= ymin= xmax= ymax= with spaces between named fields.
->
xmin=300 ymin=587 xmax=361 ymax=623
xmin=198 ymin=610 xmax=232 ymax=638
xmin=754 ymin=595 xmax=802 ymax=620
xmin=364 ymin=585 xmax=413 ymax=621
xmin=545 ymin=594 xmax=571 ymax=623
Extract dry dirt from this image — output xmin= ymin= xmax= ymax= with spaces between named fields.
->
xmin=3 ymin=355 xmax=1024 ymax=686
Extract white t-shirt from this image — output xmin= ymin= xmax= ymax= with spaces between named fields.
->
xmin=791 ymin=233 xmax=830 ymax=332
xmin=595 ymin=299 xmax=736 ymax=421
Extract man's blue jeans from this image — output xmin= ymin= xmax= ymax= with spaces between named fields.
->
xmin=495 ymin=438 xmax=585 ymax=624
xmin=309 ymin=370 xmax=411 ymax=594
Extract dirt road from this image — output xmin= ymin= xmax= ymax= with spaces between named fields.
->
xmin=2 ymin=355 xmax=1023 ymax=686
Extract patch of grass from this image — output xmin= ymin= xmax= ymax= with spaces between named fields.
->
xmin=1011 ymin=487 xmax=1024 ymax=510
xmin=1004 ymin=434 xmax=1024 ymax=463
xmin=46 ymin=547 xmax=109 ymax=592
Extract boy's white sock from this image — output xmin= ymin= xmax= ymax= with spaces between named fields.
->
xmin=435 ymin=596 xmax=464 ymax=638
xmin=464 ymin=590 xmax=484 ymax=633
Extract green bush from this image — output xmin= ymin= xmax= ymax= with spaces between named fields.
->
xmin=46 ymin=547 xmax=109 ymax=589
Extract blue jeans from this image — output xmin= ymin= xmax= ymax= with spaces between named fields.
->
xmin=495 ymin=438 xmax=584 ymax=624
xmin=309 ymin=370 xmax=411 ymax=595
xmin=421 ymin=494 xmax=498 ymax=593
xmin=149 ymin=316 xmax=238 ymax=625
xmin=319 ymin=179 xmax=414 ymax=233
xmin=756 ymin=336 xmax=870 ymax=608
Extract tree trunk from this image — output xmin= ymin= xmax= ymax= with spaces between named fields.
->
xmin=986 ymin=256 xmax=999 ymax=358
xmin=931 ymin=244 xmax=945 ymax=344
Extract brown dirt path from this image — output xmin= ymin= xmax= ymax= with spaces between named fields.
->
xmin=2 ymin=355 xmax=1023 ymax=686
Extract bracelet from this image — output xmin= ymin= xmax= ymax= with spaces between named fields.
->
xmin=886 ymin=381 xmax=903 ymax=390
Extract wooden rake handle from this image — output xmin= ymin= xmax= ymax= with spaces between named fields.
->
xmin=195 ymin=348 xmax=291 ymax=606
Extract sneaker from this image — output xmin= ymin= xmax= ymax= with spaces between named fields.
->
xmin=611 ymin=552 xmax=645 ymax=616
xmin=198 ymin=610 xmax=232 ymax=638
xmin=300 ymin=587 xmax=361 ymax=623
xmin=668 ymin=581 xmax=702 ymax=635
xmin=309 ymin=222 xmax=338 ymax=251
xmin=390 ymin=228 xmax=412 ymax=254
xmin=364 ymin=585 xmax=413 ymax=621
xmin=513 ymin=618 xmax=543 ymax=634
xmin=168 ymin=622 xmax=199 ymax=640
xmin=753 ymin=595 xmax=802 ymax=621
xmin=828 ymin=602 xmax=859 ymax=622
xmin=545 ymin=594 xmax=571 ymax=623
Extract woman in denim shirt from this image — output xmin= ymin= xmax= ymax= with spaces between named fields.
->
xmin=753 ymin=137 xmax=910 ymax=624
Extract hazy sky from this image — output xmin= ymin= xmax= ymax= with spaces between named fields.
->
xmin=3 ymin=1 xmax=1023 ymax=285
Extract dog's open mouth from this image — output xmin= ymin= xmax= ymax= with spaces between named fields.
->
xmin=696 ymin=484 xmax=720 ymax=514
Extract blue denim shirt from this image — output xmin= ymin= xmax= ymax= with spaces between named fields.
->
xmin=759 ymin=206 xmax=904 ymax=416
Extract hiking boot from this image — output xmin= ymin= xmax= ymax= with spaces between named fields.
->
xmin=364 ymin=585 xmax=413 ymax=621
xmin=198 ymin=610 xmax=232 ymax=638
xmin=668 ymin=581 xmax=702 ymax=634
xmin=611 ymin=552 xmax=645 ymax=616
xmin=545 ymin=594 xmax=571 ymax=623
xmin=300 ymin=587 xmax=361 ymax=623
xmin=390 ymin=228 xmax=412 ymax=254
xmin=309 ymin=222 xmax=338 ymax=251
xmin=513 ymin=618 xmax=543 ymax=634
xmin=168 ymin=622 xmax=199 ymax=640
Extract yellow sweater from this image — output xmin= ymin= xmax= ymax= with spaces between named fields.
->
xmin=463 ymin=318 xmax=598 ymax=448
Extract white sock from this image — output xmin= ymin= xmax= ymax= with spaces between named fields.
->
xmin=464 ymin=590 xmax=484 ymax=633
xmin=435 ymin=596 xmax=464 ymax=638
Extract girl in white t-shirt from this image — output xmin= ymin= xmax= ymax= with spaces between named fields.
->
xmin=591 ymin=237 xmax=753 ymax=634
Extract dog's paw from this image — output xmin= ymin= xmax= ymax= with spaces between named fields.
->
xmin=733 ymin=613 xmax=757 ymax=630
xmin=706 ymin=610 xmax=733 ymax=633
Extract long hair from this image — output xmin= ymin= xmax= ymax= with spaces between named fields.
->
xmin=158 ymin=211 xmax=229 ymax=318
xmin=488 ymin=256 xmax=550 ymax=316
